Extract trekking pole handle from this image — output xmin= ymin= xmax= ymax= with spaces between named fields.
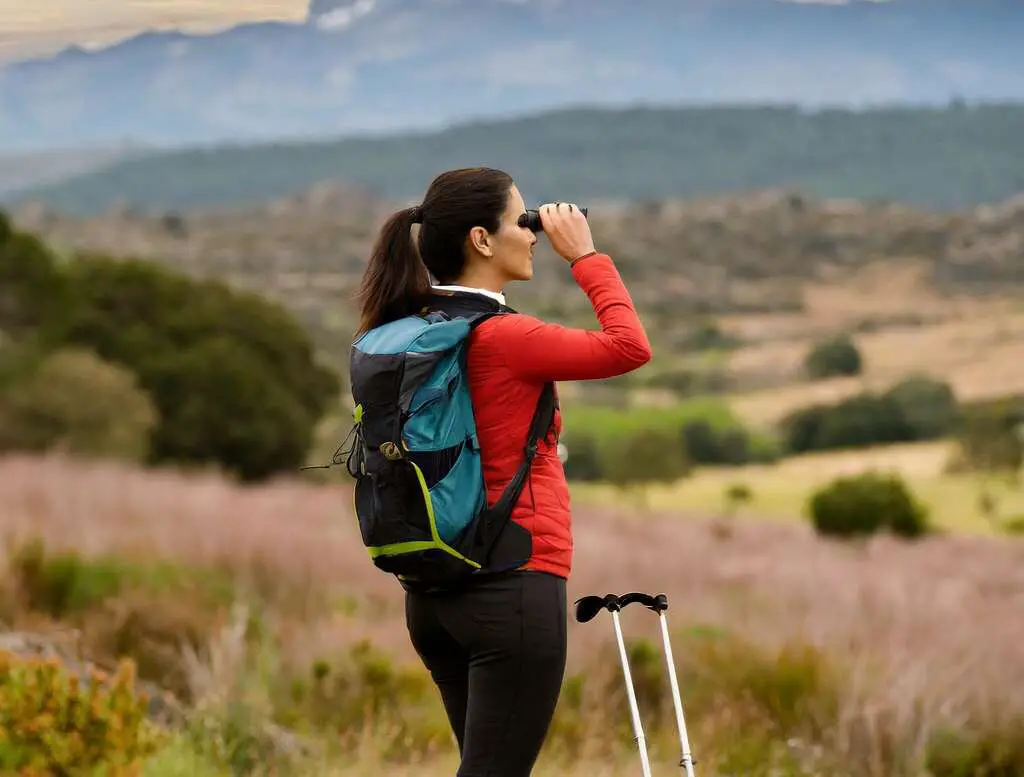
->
xmin=617 ymin=592 xmax=668 ymax=613
xmin=573 ymin=592 xmax=668 ymax=623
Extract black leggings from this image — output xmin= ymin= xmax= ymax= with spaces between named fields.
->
xmin=404 ymin=570 xmax=567 ymax=777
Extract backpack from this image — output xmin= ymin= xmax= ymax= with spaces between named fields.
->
xmin=341 ymin=294 xmax=556 ymax=591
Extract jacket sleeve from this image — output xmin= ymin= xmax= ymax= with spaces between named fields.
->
xmin=491 ymin=253 xmax=653 ymax=382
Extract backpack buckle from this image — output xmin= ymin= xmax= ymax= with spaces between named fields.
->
xmin=379 ymin=441 xmax=404 ymax=460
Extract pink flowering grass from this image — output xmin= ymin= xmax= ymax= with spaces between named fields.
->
xmin=1 ymin=452 xmax=1022 ymax=776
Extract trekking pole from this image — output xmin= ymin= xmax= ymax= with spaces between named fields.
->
xmin=617 ymin=593 xmax=697 ymax=777
xmin=575 ymin=594 xmax=654 ymax=777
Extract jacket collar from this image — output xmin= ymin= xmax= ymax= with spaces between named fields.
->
xmin=425 ymin=285 xmax=516 ymax=319
xmin=432 ymin=284 xmax=506 ymax=307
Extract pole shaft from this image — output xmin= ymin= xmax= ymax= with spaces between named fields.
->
xmin=658 ymin=612 xmax=696 ymax=776
xmin=612 ymin=610 xmax=653 ymax=777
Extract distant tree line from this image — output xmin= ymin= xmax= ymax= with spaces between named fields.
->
xmin=9 ymin=103 xmax=1024 ymax=215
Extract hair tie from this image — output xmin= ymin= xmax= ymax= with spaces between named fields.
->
xmin=410 ymin=206 xmax=423 ymax=224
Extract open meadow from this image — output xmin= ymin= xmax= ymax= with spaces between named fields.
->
xmin=5 ymin=149 xmax=1024 ymax=775
xmin=571 ymin=440 xmax=1024 ymax=535
xmin=1 ymin=452 xmax=1023 ymax=776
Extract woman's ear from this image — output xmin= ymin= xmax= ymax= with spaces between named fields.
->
xmin=468 ymin=226 xmax=493 ymax=258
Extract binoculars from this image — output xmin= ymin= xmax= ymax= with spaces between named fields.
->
xmin=518 ymin=206 xmax=588 ymax=233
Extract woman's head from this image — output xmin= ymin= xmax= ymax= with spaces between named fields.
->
xmin=356 ymin=167 xmax=537 ymax=335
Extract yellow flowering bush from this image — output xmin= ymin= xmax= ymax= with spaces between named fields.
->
xmin=0 ymin=649 xmax=166 ymax=776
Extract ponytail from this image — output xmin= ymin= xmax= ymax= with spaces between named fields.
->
xmin=355 ymin=206 xmax=431 ymax=336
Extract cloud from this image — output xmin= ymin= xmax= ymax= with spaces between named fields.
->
xmin=776 ymin=0 xmax=897 ymax=4
xmin=413 ymin=40 xmax=676 ymax=97
xmin=314 ymin=0 xmax=377 ymax=30
xmin=677 ymin=53 xmax=913 ymax=104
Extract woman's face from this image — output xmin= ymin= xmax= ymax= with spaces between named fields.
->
xmin=477 ymin=184 xmax=539 ymax=283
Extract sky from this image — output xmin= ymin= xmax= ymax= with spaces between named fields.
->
xmin=0 ymin=0 xmax=308 ymax=61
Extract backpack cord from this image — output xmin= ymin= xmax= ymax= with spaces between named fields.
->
xmin=299 ymin=422 xmax=359 ymax=472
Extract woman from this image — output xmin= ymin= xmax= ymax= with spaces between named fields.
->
xmin=355 ymin=167 xmax=652 ymax=777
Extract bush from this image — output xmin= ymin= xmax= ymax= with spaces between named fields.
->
xmin=0 ymin=650 xmax=165 ymax=775
xmin=782 ymin=393 xmax=905 ymax=454
xmin=47 ymin=255 xmax=340 ymax=481
xmin=642 ymin=365 xmax=730 ymax=396
xmin=925 ymin=724 xmax=1024 ymax=777
xmin=883 ymin=374 xmax=960 ymax=440
xmin=0 ymin=214 xmax=77 ymax=339
xmin=0 ymin=346 xmax=158 ymax=462
xmin=679 ymin=418 xmax=776 ymax=466
xmin=804 ymin=333 xmax=863 ymax=380
xmin=601 ymin=427 xmax=691 ymax=499
xmin=782 ymin=376 xmax=959 ymax=455
xmin=143 ymin=336 xmax=314 ymax=481
xmin=954 ymin=395 xmax=1024 ymax=475
xmin=807 ymin=471 xmax=931 ymax=539
xmin=559 ymin=430 xmax=604 ymax=482
xmin=560 ymin=401 xmax=777 ymax=481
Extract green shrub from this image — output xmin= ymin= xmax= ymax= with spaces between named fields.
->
xmin=143 ymin=336 xmax=313 ymax=481
xmin=560 ymin=398 xmax=738 ymax=441
xmin=561 ymin=399 xmax=775 ymax=475
xmin=883 ymin=374 xmax=960 ymax=440
xmin=270 ymin=641 xmax=451 ymax=763
xmin=0 ymin=650 xmax=165 ymax=775
xmin=803 ymin=333 xmax=863 ymax=380
xmin=559 ymin=430 xmax=604 ymax=482
xmin=782 ymin=394 xmax=907 ymax=454
xmin=0 ymin=346 xmax=157 ymax=462
xmin=642 ymin=365 xmax=730 ymax=396
xmin=0 ymin=339 xmax=48 ymax=390
xmin=48 ymin=255 xmax=340 ymax=481
xmin=782 ymin=376 xmax=959 ymax=455
xmin=680 ymin=418 xmax=769 ymax=465
xmin=600 ymin=427 xmax=691 ymax=498
xmin=0 ymin=215 xmax=77 ymax=339
xmin=1001 ymin=515 xmax=1024 ymax=536
xmin=807 ymin=471 xmax=931 ymax=539
xmin=812 ymin=393 xmax=908 ymax=449
xmin=7 ymin=536 xmax=233 ymax=621
xmin=604 ymin=628 xmax=840 ymax=774
xmin=926 ymin=724 xmax=1024 ymax=777
xmin=954 ymin=395 xmax=1024 ymax=475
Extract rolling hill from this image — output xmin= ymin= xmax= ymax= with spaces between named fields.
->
xmin=10 ymin=179 xmax=1024 ymax=410
xmin=7 ymin=103 xmax=1024 ymax=214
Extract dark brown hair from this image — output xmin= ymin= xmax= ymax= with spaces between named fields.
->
xmin=355 ymin=167 xmax=515 ymax=335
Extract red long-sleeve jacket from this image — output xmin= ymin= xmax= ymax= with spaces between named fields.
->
xmin=465 ymin=252 xmax=652 ymax=579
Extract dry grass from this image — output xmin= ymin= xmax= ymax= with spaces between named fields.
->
xmin=572 ymin=440 xmax=1024 ymax=533
xmin=708 ymin=262 xmax=1024 ymax=425
xmin=1 ymin=452 xmax=1023 ymax=776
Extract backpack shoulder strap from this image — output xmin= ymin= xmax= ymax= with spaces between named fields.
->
xmin=475 ymin=380 xmax=557 ymax=566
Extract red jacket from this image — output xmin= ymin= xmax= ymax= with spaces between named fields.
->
xmin=465 ymin=253 xmax=652 ymax=579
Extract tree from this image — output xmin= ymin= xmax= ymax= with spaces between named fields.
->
xmin=48 ymin=254 xmax=340 ymax=481
xmin=0 ymin=211 xmax=76 ymax=339
xmin=804 ymin=333 xmax=863 ymax=380
xmin=0 ymin=347 xmax=157 ymax=462
xmin=601 ymin=429 xmax=691 ymax=509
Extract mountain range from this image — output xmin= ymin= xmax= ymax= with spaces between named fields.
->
xmin=1 ymin=0 xmax=1023 ymax=154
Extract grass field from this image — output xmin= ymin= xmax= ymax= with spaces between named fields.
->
xmin=723 ymin=284 xmax=1024 ymax=426
xmin=569 ymin=440 xmax=1024 ymax=534
xmin=1 ymin=451 xmax=1023 ymax=776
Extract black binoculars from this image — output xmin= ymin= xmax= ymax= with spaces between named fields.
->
xmin=518 ymin=206 xmax=588 ymax=233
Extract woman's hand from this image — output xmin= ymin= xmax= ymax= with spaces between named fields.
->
xmin=538 ymin=202 xmax=596 ymax=263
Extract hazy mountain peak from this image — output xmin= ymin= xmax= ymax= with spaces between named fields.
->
xmin=0 ymin=0 xmax=1021 ymax=153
